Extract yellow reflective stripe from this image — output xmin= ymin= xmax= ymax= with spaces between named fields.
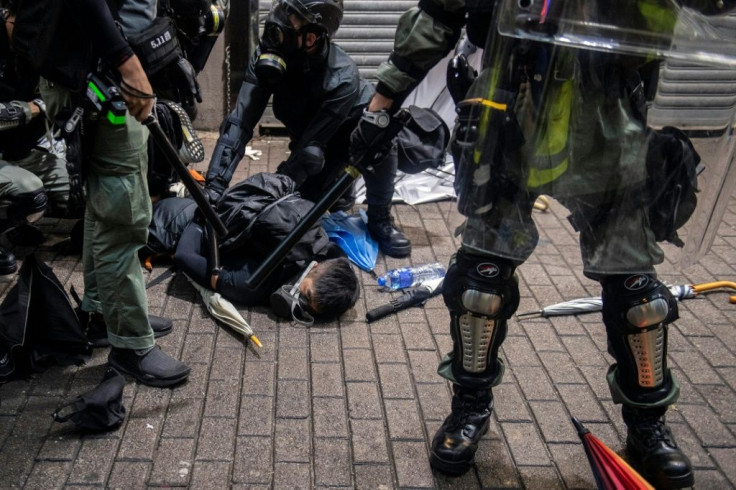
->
xmin=527 ymin=156 xmax=569 ymax=188
xmin=527 ymin=79 xmax=573 ymax=188
xmin=638 ymin=0 xmax=677 ymax=34
xmin=461 ymin=97 xmax=508 ymax=112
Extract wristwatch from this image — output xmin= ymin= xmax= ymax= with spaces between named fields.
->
xmin=361 ymin=109 xmax=390 ymax=128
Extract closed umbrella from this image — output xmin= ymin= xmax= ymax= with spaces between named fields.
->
xmin=572 ymin=417 xmax=654 ymax=490
xmin=517 ymin=281 xmax=735 ymax=318
xmin=185 ymin=274 xmax=262 ymax=348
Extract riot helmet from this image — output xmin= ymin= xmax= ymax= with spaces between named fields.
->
xmin=254 ymin=0 xmax=344 ymax=84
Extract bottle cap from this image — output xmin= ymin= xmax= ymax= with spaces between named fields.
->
xmin=377 ymin=276 xmax=386 ymax=287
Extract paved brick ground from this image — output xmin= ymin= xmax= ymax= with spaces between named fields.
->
xmin=0 ymin=132 xmax=734 ymax=489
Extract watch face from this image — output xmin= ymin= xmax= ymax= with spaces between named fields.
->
xmin=376 ymin=112 xmax=390 ymax=128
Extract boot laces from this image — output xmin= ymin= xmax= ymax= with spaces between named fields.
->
xmin=446 ymin=394 xmax=489 ymax=431
xmin=633 ymin=415 xmax=677 ymax=450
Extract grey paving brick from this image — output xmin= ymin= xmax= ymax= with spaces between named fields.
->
xmin=710 ymin=448 xmax=736 ymax=487
xmin=313 ymin=397 xmax=348 ymax=438
xmin=239 ymin=395 xmax=274 ymax=436
xmin=503 ymin=335 xmax=543 ymax=367
xmin=538 ymin=352 xmax=587 ymax=384
xmin=162 ymin=398 xmax=203 ymax=438
xmin=515 ymin=365 xmax=560 ymax=401
xmin=385 ymin=399 xmax=424 ymax=440
xmin=523 ymin=321 xmax=567 ymax=352
xmin=518 ymin=465 xmax=565 ymax=490
xmin=233 ymin=436 xmax=273 ymax=484
xmin=346 ymin=382 xmax=383 ymax=420
xmin=243 ymin=361 xmax=276 ymax=396
xmin=476 ymin=437 xmax=523 ymax=488
xmin=502 ymin=422 xmax=551 ymax=466
xmin=204 ymin=378 xmax=240 ymax=417
xmin=107 ymin=461 xmax=151 ymax=489
xmin=351 ymin=419 xmax=390 ymax=463
xmin=67 ymin=437 xmax=118 ymax=485
xmin=372 ymin=334 xmax=407 ymax=363
xmin=37 ymin=429 xmax=82 ymax=461
xmin=546 ymin=442 xmax=596 ymax=489
xmin=416 ymin=382 xmax=452 ymax=422
xmin=191 ymin=461 xmax=232 ymax=489
xmin=408 ymin=350 xmax=442 ymax=384
xmin=314 ymin=438 xmax=352 ymax=486
xmin=340 ymin=323 xmax=371 ymax=349
xmin=196 ymin=417 xmax=236 ymax=461
xmin=117 ymin=418 xmax=160 ymax=460
xmin=377 ymin=363 xmax=414 ymax=399
xmin=149 ymin=437 xmax=194 ymax=486
xmin=671 ymin=350 xmax=724 ymax=385
xmin=171 ymin=364 xmax=208 ymax=400
xmin=23 ymin=461 xmax=72 ymax=489
xmin=278 ymin=347 xmax=309 ymax=380
xmin=343 ymin=349 xmax=376 ymax=382
xmin=392 ymin=441 xmax=434 ymax=488
xmin=275 ymin=417 xmax=311 ymax=463
xmin=181 ymin=332 xmax=215 ymax=364
xmin=354 ymin=463 xmax=395 ymax=489
xmin=556 ymin=384 xmax=608 ymax=422
xmin=210 ymin=347 xmax=245 ymax=381
xmin=273 ymin=462 xmax=311 ymax=489
xmin=678 ymin=404 xmax=736 ymax=447
xmin=312 ymin=362 xmax=344 ymax=397
xmin=310 ymin=332 xmax=340 ymax=362
xmin=276 ymin=379 xmax=310 ymax=419
xmin=529 ymin=401 xmax=579 ymax=443
xmin=401 ymin=322 xmax=437 ymax=351
xmin=695 ymin=384 xmax=736 ymax=424
xmin=494 ymin=382 xmax=533 ymax=422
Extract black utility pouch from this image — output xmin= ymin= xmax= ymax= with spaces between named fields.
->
xmin=52 ymin=367 xmax=126 ymax=432
xmin=128 ymin=17 xmax=183 ymax=76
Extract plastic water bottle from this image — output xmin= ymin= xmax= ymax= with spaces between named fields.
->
xmin=377 ymin=262 xmax=446 ymax=290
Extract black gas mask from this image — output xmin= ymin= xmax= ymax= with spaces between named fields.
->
xmin=254 ymin=0 xmax=316 ymax=84
xmin=269 ymin=261 xmax=318 ymax=325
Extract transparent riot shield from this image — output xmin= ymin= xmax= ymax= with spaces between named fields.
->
xmin=454 ymin=0 xmax=736 ymax=275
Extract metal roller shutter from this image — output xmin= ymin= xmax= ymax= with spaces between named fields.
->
xmin=649 ymin=14 xmax=736 ymax=131
xmin=257 ymin=0 xmax=415 ymax=130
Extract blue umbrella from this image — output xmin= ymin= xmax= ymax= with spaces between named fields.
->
xmin=322 ymin=210 xmax=378 ymax=273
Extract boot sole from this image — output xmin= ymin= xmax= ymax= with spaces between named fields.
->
xmin=381 ymin=243 xmax=412 ymax=258
xmin=429 ymin=418 xmax=490 ymax=476
xmin=637 ymin=467 xmax=694 ymax=489
xmin=108 ymin=357 xmax=190 ymax=388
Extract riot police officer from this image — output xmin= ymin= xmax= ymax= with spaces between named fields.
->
xmin=354 ymin=0 xmax=736 ymax=487
xmin=205 ymin=0 xmax=412 ymax=258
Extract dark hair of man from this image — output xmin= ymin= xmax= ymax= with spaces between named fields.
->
xmin=311 ymin=257 xmax=359 ymax=318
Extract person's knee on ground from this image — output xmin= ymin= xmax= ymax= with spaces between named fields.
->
xmin=601 ymin=273 xmax=694 ymax=489
xmin=366 ymin=204 xmax=411 ymax=258
xmin=430 ymin=249 xmax=520 ymax=475
xmin=0 ymin=187 xmax=48 ymax=274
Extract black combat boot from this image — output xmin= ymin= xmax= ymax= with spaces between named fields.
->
xmin=623 ymin=405 xmax=694 ymax=489
xmin=367 ymin=206 xmax=411 ymax=258
xmin=430 ymin=385 xmax=493 ymax=475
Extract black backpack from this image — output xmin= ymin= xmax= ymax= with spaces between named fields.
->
xmin=216 ymin=173 xmax=330 ymax=266
xmin=645 ymin=126 xmax=702 ymax=247
xmin=0 ymin=255 xmax=91 ymax=383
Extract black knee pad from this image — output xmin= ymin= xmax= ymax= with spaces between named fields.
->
xmin=4 ymin=189 xmax=48 ymax=223
xmin=601 ymin=273 xmax=680 ymax=407
xmin=441 ymin=249 xmax=519 ymax=387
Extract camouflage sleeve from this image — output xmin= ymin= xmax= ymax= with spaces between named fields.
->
xmin=375 ymin=0 xmax=466 ymax=104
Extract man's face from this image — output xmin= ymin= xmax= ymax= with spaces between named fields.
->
xmin=298 ymin=265 xmax=321 ymax=314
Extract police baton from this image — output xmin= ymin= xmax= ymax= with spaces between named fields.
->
xmin=143 ymin=114 xmax=228 ymax=237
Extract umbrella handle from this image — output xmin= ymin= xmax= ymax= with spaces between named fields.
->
xmin=692 ymin=281 xmax=736 ymax=304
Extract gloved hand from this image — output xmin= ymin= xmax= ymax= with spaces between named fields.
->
xmin=169 ymin=58 xmax=202 ymax=107
xmin=349 ymin=109 xmax=407 ymax=174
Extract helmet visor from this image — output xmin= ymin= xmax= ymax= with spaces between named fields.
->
xmin=497 ymin=0 xmax=736 ymax=67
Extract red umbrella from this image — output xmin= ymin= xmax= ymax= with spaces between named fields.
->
xmin=572 ymin=417 xmax=654 ymax=490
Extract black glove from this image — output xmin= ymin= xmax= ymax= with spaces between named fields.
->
xmin=349 ymin=109 xmax=407 ymax=174
xmin=169 ymin=58 xmax=202 ymax=106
